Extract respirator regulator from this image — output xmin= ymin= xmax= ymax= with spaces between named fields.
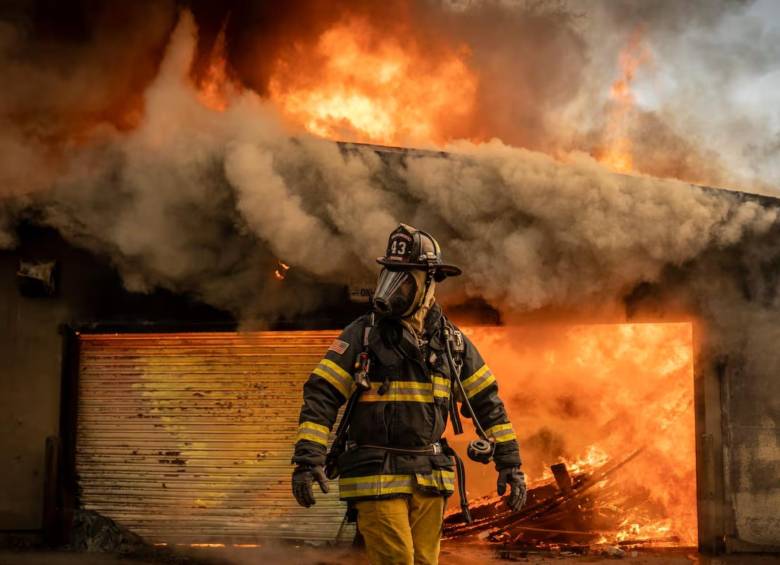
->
xmin=467 ymin=437 xmax=496 ymax=464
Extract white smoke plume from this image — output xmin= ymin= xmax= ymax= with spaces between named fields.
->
xmin=0 ymin=7 xmax=777 ymax=323
xmin=558 ymin=0 xmax=780 ymax=191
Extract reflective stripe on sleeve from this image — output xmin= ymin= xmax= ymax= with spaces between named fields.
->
xmin=295 ymin=421 xmax=330 ymax=447
xmin=312 ymin=358 xmax=354 ymax=398
xmin=461 ymin=364 xmax=496 ymax=398
xmin=486 ymin=422 xmax=517 ymax=443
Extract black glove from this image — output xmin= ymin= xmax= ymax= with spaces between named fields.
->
xmin=292 ymin=464 xmax=329 ymax=508
xmin=497 ymin=466 xmax=527 ymax=512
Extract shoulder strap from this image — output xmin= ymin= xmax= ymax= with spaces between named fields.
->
xmin=442 ymin=318 xmax=490 ymax=441
xmin=334 ymin=313 xmax=374 ymax=433
xmin=325 ymin=313 xmax=375 ymax=478
xmin=352 ymin=313 xmax=374 ymax=390
xmin=363 ymin=312 xmax=374 ymax=348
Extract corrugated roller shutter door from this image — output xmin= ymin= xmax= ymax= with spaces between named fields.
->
xmin=76 ymin=331 xmax=353 ymax=544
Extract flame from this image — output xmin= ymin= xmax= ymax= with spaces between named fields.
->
xmin=616 ymin=519 xmax=673 ymax=544
xmin=233 ymin=544 xmax=261 ymax=548
xmin=273 ymin=260 xmax=290 ymax=281
xmin=188 ymin=543 xmax=226 ymax=548
xmin=452 ymin=322 xmax=697 ymax=546
xmin=183 ymin=542 xmax=260 ymax=549
xmin=267 ymin=17 xmax=477 ymax=146
xmin=197 ymin=25 xmax=240 ymax=111
xmin=539 ymin=445 xmax=610 ymax=481
xmin=598 ymin=28 xmax=651 ymax=173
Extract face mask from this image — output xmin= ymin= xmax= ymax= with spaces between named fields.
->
xmin=373 ymin=268 xmax=424 ymax=317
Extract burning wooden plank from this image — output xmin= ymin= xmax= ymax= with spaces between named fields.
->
xmin=443 ymin=448 xmax=655 ymax=552
xmin=551 ymin=462 xmax=573 ymax=494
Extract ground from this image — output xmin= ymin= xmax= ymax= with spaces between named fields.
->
xmin=1 ymin=544 xmax=779 ymax=565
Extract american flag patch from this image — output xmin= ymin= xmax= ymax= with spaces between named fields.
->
xmin=328 ymin=339 xmax=350 ymax=355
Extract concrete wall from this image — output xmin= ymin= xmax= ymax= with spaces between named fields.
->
xmin=626 ymin=224 xmax=780 ymax=553
xmin=723 ymin=323 xmax=780 ymax=551
xmin=711 ymin=230 xmax=780 ymax=552
xmin=0 ymin=224 xmax=232 ymax=532
xmin=1 ymin=222 xmax=778 ymax=554
xmin=0 ymin=246 xmax=67 ymax=530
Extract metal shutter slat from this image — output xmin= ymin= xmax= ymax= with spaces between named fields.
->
xmin=76 ymin=330 xmax=352 ymax=544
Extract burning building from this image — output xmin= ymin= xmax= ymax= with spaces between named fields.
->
xmin=0 ymin=0 xmax=779 ymax=560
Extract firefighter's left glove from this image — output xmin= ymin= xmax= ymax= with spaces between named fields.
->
xmin=497 ymin=466 xmax=527 ymax=512
xmin=292 ymin=464 xmax=330 ymax=508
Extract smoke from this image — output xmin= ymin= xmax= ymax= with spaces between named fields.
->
xmin=199 ymin=0 xmax=780 ymax=191
xmin=0 ymin=2 xmax=776 ymax=545
xmin=0 ymin=209 xmax=15 ymax=249
xmin=403 ymin=142 xmax=777 ymax=311
xmin=0 ymin=1 xmax=176 ymax=195
xmin=562 ymin=0 xmax=780 ymax=190
xmin=0 ymin=3 xmax=777 ymax=323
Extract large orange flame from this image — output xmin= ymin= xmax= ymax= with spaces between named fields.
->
xmin=450 ymin=322 xmax=697 ymax=546
xmin=266 ymin=17 xmax=477 ymax=146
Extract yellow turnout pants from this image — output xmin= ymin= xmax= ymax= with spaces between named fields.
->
xmin=355 ymin=490 xmax=445 ymax=565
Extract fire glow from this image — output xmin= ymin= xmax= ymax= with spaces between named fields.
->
xmin=197 ymin=26 xmax=238 ymax=112
xmin=267 ymin=17 xmax=477 ymax=147
xmin=597 ymin=28 xmax=651 ymax=174
xmin=91 ymin=324 xmax=697 ymax=550
xmin=193 ymin=14 xmax=649 ymax=173
xmin=273 ymin=260 xmax=290 ymax=281
xmin=447 ymin=322 xmax=697 ymax=548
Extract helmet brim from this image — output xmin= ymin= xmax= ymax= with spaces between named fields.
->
xmin=376 ymin=257 xmax=462 ymax=278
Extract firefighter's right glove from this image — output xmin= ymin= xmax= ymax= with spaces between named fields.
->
xmin=292 ymin=464 xmax=329 ymax=507
xmin=497 ymin=466 xmax=527 ymax=512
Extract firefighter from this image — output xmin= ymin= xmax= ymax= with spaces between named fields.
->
xmin=291 ymin=224 xmax=526 ymax=565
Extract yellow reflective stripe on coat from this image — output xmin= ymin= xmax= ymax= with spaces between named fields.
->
xmin=339 ymin=474 xmax=415 ymax=498
xmin=312 ymin=358 xmax=354 ymax=398
xmin=358 ymin=379 xmax=449 ymax=403
xmin=359 ymin=381 xmax=432 ymax=403
xmin=486 ymin=422 xmax=517 ymax=443
xmin=295 ymin=421 xmax=330 ymax=447
xmin=461 ymin=364 xmax=496 ymax=398
xmin=431 ymin=375 xmax=450 ymax=398
xmin=339 ymin=472 xmax=455 ymax=498
xmin=415 ymin=469 xmax=455 ymax=491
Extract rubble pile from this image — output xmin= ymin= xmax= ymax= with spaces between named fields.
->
xmin=443 ymin=449 xmax=684 ymax=556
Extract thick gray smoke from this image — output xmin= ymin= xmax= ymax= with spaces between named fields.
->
xmin=0 ymin=6 xmax=778 ymax=323
xmin=1 ymin=5 xmax=775 ymax=546
xmin=0 ymin=1 xmax=176 ymax=198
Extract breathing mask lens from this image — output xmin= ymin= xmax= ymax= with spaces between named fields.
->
xmin=373 ymin=268 xmax=418 ymax=317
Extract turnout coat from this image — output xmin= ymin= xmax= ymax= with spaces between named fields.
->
xmin=293 ymin=303 xmax=521 ymax=501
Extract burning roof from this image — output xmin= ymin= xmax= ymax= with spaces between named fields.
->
xmin=1 ymin=3 xmax=778 ymax=555
xmin=0 ymin=3 xmax=778 ymax=326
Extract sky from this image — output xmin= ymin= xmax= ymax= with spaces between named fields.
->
xmin=625 ymin=0 xmax=780 ymax=189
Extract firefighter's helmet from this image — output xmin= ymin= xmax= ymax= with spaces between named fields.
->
xmin=376 ymin=224 xmax=462 ymax=282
